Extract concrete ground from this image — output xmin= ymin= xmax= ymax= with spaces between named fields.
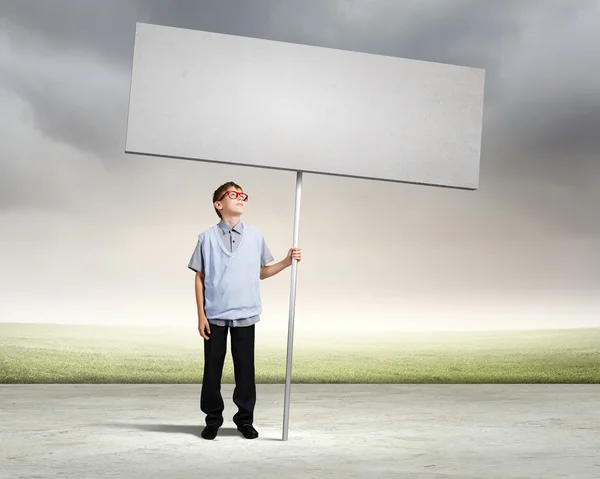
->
xmin=1 ymin=384 xmax=599 ymax=479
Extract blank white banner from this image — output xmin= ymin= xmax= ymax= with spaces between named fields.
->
xmin=125 ymin=22 xmax=485 ymax=189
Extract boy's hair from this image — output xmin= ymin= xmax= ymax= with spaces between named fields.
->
xmin=212 ymin=181 xmax=243 ymax=218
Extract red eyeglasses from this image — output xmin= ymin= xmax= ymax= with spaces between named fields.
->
xmin=218 ymin=190 xmax=249 ymax=202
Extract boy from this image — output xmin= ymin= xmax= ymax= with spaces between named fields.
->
xmin=187 ymin=181 xmax=301 ymax=440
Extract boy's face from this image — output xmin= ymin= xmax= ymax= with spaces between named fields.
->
xmin=216 ymin=187 xmax=247 ymax=217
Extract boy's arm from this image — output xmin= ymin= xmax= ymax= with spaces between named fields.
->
xmin=195 ymin=272 xmax=208 ymax=322
xmin=260 ymin=259 xmax=290 ymax=280
xmin=188 ymin=238 xmax=210 ymax=338
xmin=194 ymin=271 xmax=211 ymax=340
xmin=260 ymin=247 xmax=302 ymax=280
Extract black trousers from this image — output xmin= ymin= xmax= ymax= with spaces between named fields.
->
xmin=200 ymin=323 xmax=256 ymax=427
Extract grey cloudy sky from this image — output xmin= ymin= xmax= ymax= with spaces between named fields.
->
xmin=0 ymin=0 xmax=599 ymax=338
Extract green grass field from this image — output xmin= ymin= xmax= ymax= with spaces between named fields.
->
xmin=1 ymin=323 xmax=599 ymax=383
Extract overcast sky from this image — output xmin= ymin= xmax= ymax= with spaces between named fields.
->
xmin=0 ymin=0 xmax=599 ymax=340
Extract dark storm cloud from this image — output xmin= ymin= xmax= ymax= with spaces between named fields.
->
xmin=0 ymin=0 xmax=301 ymax=157
xmin=0 ymin=0 xmax=599 ymax=179
xmin=0 ymin=0 xmax=290 ymax=67
xmin=2 ymin=64 xmax=124 ymax=158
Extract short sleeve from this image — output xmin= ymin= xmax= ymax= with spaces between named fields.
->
xmin=188 ymin=239 xmax=204 ymax=273
xmin=261 ymin=238 xmax=275 ymax=267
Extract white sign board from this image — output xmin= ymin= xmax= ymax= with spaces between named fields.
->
xmin=125 ymin=22 xmax=485 ymax=189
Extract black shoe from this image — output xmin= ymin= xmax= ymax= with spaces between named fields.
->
xmin=201 ymin=424 xmax=219 ymax=440
xmin=237 ymin=424 xmax=258 ymax=439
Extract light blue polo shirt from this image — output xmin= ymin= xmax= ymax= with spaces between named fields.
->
xmin=188 ymin=220 xmax=274 ymax=327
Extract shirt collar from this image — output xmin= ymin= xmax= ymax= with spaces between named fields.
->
xmin=218 ymin=219 xmax=243 ymax=234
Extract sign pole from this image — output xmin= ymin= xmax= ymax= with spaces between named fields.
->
xmin=282 ymin=170 xmax=302 ymax=441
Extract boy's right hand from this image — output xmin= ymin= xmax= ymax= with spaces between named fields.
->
xmin=198 ymin=317 xmax=211 ymax=340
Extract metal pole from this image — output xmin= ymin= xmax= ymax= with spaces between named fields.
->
xmin=282 ymin=170 xmax=302 ymax=441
